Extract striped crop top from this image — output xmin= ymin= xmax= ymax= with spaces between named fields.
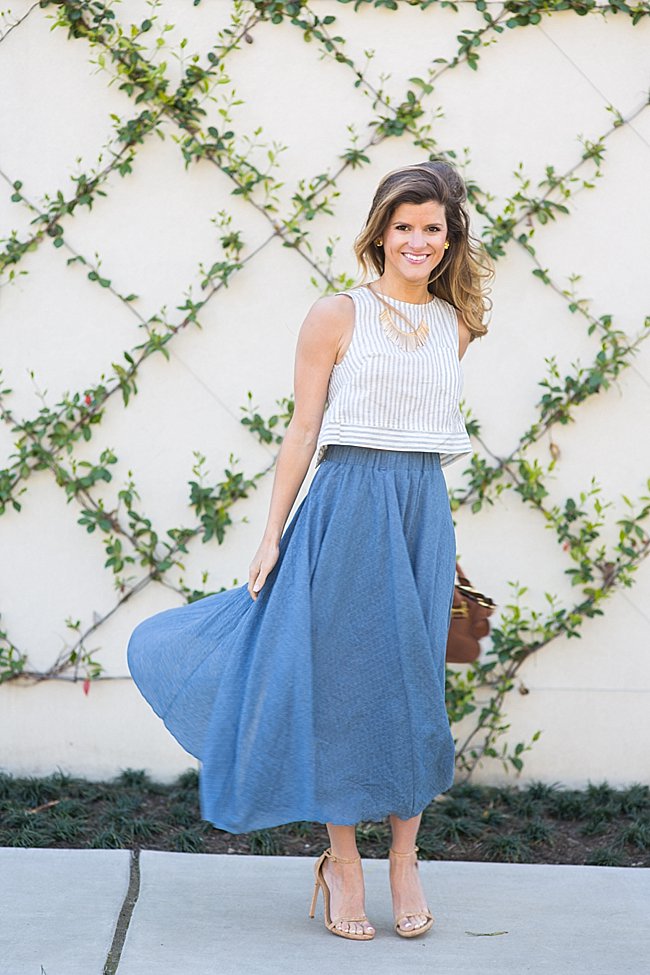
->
xmin=315 ymin=285 xmax=473 ymax=468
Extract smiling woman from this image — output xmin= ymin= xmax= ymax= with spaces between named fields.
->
xmin=314 ymin=161 xmax=493 ymax=468
xmin=354 ymin=160 xmax=493 ymax=342
xmin=128 ymin=159 xmax=494 ymax=943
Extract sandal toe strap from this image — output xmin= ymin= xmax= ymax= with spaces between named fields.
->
xmin=395 ymin=909 xmax=434 ymax=925
xmin=330 ymin=914 xmax=369 ymax=926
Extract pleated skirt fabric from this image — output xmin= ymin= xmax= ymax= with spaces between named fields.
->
xmin=127 ymin=444 xmax=457 ymax=834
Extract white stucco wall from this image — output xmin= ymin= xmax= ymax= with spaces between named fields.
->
xmin=1 ymin=1 xmax=649 ymax=788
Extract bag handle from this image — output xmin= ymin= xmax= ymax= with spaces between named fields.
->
xmin=456 ymin=561 xmax=470 ymax=586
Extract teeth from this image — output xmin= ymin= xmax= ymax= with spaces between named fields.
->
xmin=403 ymin=253 xmax=428 ymax=263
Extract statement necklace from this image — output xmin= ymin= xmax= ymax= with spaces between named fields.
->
xmin=365 ymin=283 xmax=431 ymax=352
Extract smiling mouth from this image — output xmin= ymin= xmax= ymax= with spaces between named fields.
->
xmin=402 ymin=253 xmax=430 ymax=265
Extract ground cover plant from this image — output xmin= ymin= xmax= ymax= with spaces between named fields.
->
xmin=1 ymin=769 xmax=648 ymax=868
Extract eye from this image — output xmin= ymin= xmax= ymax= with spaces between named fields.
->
xmin=393 ymin=224 xmax=442 ymax=232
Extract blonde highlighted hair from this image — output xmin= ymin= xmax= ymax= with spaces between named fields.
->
xmin=354 ymin=160 xmax=493 ymax=339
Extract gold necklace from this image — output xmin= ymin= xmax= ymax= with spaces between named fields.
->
xmin=365 ymin=284 xmax=431 ymax=352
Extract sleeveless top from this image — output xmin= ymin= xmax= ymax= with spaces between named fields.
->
xmin=315 ymin=285 xmax=473 ymax=468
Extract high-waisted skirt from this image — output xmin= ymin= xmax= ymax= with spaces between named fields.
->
xmin=127 ymin=444 xmax=457 ymax=833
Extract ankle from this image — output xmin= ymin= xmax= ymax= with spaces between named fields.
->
xmin=328 ymin=847 xmax=360 ymax=863
xmin=389 ymin=845 xmax=418 ymax=859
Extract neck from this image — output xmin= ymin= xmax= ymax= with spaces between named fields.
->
xmin=374 ymin=272 xmax=431 ymax=304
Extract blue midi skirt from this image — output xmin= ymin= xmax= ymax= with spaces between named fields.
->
xmin=127 ymin=444 xmax=457 ymax=833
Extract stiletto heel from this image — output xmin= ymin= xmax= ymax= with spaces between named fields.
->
xmin=388 ymin=845 xmax=435 ymax=938
xmin=308 ymin=848 xmax=375 ymax=940
xmin=309 ymin=878 xmax=320 ymax=918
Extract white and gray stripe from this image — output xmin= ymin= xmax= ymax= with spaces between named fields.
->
xmin=315 ymin=285 xmax=473 ymax=468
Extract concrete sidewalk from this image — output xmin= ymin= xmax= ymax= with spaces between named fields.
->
xmin=1 ymin=848 xmax=648 ymax=975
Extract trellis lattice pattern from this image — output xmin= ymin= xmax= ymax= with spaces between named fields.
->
xmin=1 ymin=0 xmax=649 ymax=785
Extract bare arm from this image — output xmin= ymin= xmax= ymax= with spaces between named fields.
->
xmin=457 ymin=312 xmax=472 ymax=361
xmin=247 ymin=294 xmax=352 ymax=599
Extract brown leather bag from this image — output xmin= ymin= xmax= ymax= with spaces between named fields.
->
xmin=446 ymin=562 xmax=496 ymax=664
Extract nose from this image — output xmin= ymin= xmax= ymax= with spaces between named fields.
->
xmin=408 ymin=229 xmax=426 ymax=249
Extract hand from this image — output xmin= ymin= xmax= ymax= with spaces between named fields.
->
xmin=248 ymin=538 xmax=280 ymax=601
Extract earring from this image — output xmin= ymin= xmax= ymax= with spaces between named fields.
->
xmin=375 ymin=238 xmax=383 ymax=247
xmin=444 ymin=241 xmax=450 ymax=250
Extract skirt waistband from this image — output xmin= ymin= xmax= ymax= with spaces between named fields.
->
xmin=320 ymin=443 xmax=442 ymax=472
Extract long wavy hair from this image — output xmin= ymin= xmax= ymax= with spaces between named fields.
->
xmin=354 ymin=160 xmax=493 ymax=339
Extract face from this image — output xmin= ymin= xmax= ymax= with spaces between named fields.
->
xmin=381 ymin=200 xmax=448 ymax=285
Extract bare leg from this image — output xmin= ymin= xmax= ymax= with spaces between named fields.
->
xmin=388 ymin=812 xmax=431 ymax=933
xmin=323 ymin=823 xmax=375 ymax=937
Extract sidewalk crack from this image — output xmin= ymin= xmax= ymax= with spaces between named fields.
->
xmin=103 ymin=848 xmax=141 ymax=975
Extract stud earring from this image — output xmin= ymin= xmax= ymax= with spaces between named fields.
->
xmin=444 ymin=241 xmax=450 ymax=250
xmin=375 ymin=238 xmax=383 ymax=247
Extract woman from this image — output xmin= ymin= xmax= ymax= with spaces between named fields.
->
xmin=127 ymin=159 xmax=492 ymax=941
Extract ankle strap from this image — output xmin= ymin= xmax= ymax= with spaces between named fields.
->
xmin=389 ymin=845 xmax=419 ymax=858
xmin=325 ymin=847 xmax=361 ymax=863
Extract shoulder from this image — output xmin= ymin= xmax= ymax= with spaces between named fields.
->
xmin=434 ymin=294 xmax=457 ymax=319
xmin=296 ymin=294 xmax=354 ymax=358
xmin=312 ymin=292 xmax=355 ymax=316
xmin=299 ymin=293 xmax=354 ymax=334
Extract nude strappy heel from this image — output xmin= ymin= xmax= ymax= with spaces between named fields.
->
xmin=308 ymin=848 xmax=375 ymax=941
xmin=388 ymin=845 xmax=435 ymax=938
